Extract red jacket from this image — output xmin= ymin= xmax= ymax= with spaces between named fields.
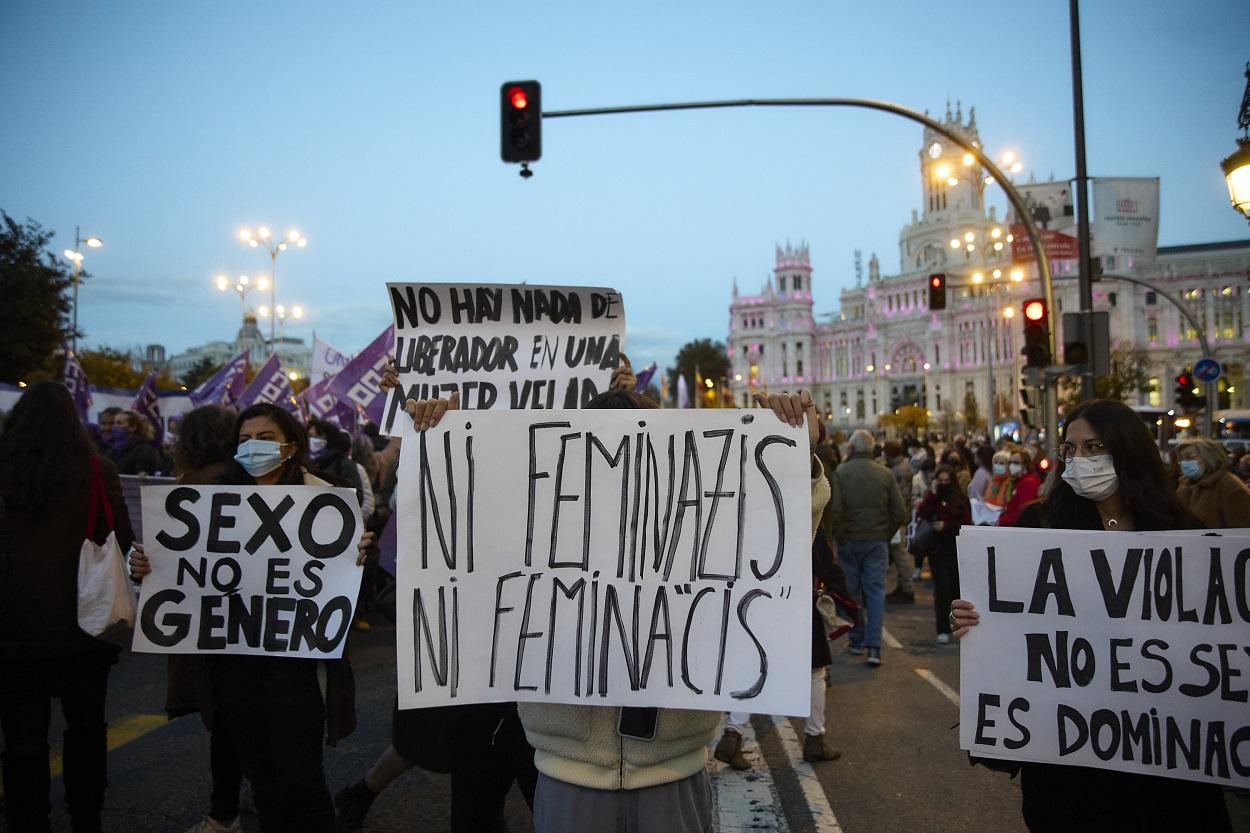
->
xmin=997 ymin=473 xmax=1042 ymax=527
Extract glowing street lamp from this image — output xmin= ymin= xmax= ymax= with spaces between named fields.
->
xmin=1220 ymin=63 xmax=1250 ymax=224
xmin=62 ymin=226 xmax=104 ymax=353
xmin=215 ymin=273 xmax=269 ymax=317
xmin=238 ymin=223 xmax=308 ymax=342
xmin=258 ymin=302 xmax=307 ymax=345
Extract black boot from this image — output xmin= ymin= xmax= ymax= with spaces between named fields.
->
xmin=713 ymin=728 xmax=751 ymax=770
xmin=3 ymin=747 xmax=53 ymax=833
xmin=334 ymin=779 xmax=379 ymax=833
xmin=62 ymin=723 xmax=108 ymax=833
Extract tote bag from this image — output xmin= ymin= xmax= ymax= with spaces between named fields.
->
xmin=77 ymin=457 xmax=136 ymax=643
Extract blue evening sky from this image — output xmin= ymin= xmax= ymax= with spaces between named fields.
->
xmin=2 ymin=0 xmax=1248 ymax=374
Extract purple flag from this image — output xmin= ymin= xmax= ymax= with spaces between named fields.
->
xmin=131 ymin=372 xmax=164 ymax=444
xmin=238 ymin=355 xmax=299 ymax=413
xmin=300 ymin=374 xmax=356 ymax=428
xmin=327 ymin=326 xmax=393 ymax=427
xmin=63 ymin=351 xmax=93 ymax=422
xmin=189 ymin=350 xmax=250 ymax=407
xmin=633 ymin=362 xmax=657 ymax=393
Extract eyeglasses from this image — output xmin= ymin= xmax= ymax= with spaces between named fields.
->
xmin=1056 ymin=440 xmax=1107 ymax=463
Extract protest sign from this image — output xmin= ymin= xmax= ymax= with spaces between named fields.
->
xmin=312 ymin=336 xmax=352 ymax=382
xmin=380 ymin=283 xmax=625 ymax=435
xmin=958 ymin=526 xmax=1250 ymax=788
xmin=394 ymin=408 xmax=814 ymax=715
xmin=133 ymin=485 xmax=363 ymax=659
xmin=119 ymin=474 xmax=176 ymax=541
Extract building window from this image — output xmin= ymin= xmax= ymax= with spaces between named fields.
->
xmin=1108 ymin=292 xmax=1117 ymax=307
xmin=797 ymin=360 xmax=804 ymax=375
xmin=1147 ymin=318 xmax=1158 ymax=342
xmin=779 ymin=276 xmax=786 ymax=292
xmin=1145 ymin=291 xmax=1157 ymax=305
xmin=794 ymin=275 xmax=802 ymax=292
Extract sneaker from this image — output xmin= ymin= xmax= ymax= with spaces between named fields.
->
xmin=334 ymin=779 xmax=379 ymax=833
xmin=847 ymin=645 xmax=864 ymax=656
xmin=886 ymin=588 xmax=915 ymax=604
xmin=865 ymin=647 xmax=882 ymax=666
xmin=713 ymin=727 xmax=752 ymax=771
xmin=184 ymin=818 xmax=242 ymax=833
xmin=936 ymin=633 xmax=951 ymax=645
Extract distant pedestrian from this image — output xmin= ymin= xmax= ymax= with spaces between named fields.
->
xmin=108 ymin=409 xmax=162 ymax=475
xmin=1175 ymin=438 xmax=1250 ymax=528
xmin=881 ymin=441 xmax=915 ymax=603
xmin=996 ymin=447 xmax=1041 ymax=527
xmin=828 ymin=429 xmax=907 ymax=667
xmin=914 ymin=465 xmax=969 ymax=645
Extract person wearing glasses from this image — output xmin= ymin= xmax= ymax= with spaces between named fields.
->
xmin=950 ymin=400 xmax=1232 ymax=832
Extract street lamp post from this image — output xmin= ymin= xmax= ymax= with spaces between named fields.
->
xmin=1220 ymin=62 xmax=1250 ymax=225
xmin=62 ymin=226 xmax=104 ymax=354
xmin=215 ymin=273 xmax=269 ymax=318
xmin=257 ymin=303 xmax=306 ymax=351
xmin=970 ymin=267 xmax=1023 ymax=433
xmin=238 ymin=225 xmax=307 ymax=343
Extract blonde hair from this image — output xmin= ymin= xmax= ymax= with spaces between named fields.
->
xmin=121 ymin=409 xmax=155 ymax=441
xmin=1177 ymin=438 xmax=1228 ymax=474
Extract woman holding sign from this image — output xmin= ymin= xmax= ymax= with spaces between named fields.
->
xmin=132 ymin=402 xmax=373 ymax=833
xmin=0 ymin=381 xmax=135 ymax=833
xmin=951 ymin=399 xmax=1232 ymax=833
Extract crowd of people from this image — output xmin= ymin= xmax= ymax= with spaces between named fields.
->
xmin=1 ymin=371 xmax=1247 ymax=833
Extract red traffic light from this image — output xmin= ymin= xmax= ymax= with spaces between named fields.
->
xmin=508 ymin=86 xmax=529 ymax=110
xmin=1176 ymin=373 xmax=1193 ymax=386
xmin=930 ymin=275 xmax=943 ymax=288
xmin=1024 ymin=300 xmax=1046 ymax=321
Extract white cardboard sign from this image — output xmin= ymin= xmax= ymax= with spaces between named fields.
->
xmin=380 ymin=282 xmax=626 ymax=435
xmin=958 ymin=526 xmax=1250 ymax=788
xmin=133 ymin=485 xmax=363 ymax=659
xmin=395 ymin=408 xmax=814 ymax=715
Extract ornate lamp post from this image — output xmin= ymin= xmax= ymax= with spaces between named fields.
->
xmin=238 ymin=225 xmax=307 ymax=342
xmin=1220 ymin=62 xmax=1250 ymax=225
xmin=62 ymin=227 xmax=104 ymax=353
xmin=215 ymin=273 xmax=269 ymax=318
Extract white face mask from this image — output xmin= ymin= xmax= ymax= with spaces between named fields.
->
xmin=992 ymin=463 xmax=1007 ymax=476
xmin=1008 ymin=462 xmax=1023 ymax=476
xmin=1061 ymin=454 xmax=1119 ymax=501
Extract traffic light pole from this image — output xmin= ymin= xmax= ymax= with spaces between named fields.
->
xmin=541 ymin=96 xmax=1061 ymax=450
xmin=1092 ymin=273 xmax=1216 ymax=436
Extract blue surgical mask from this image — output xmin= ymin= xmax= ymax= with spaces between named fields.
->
xmin=1179 ymin=459 xmax=1203 ymax=480
xmin=235 ymin=438 xmax=288 ymax=478
xmin=992 ymin=463 xmax=1007 ymax=476
xmin=308 ymin=436 xmax=328 ymax=456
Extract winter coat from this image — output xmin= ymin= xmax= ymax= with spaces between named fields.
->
xmin=111 ymin=435 xmax=162 ymax=475
xmin=829 ymin=454 xmax=907 ymax=543
xmin=1176 ymin=469 xmax=1250 ymax=529
xmin=518 ymin=459 xmax=831 ymax=791
xmin=916 ymin=490 xmax=971 ymax=554
xmin=0 ymin=455 xmax=135 ymax=660
xmin=996 ymin=473 xmax=1041 ymax=527
xmin=984 ymin=473 xmax=1013 ymax=507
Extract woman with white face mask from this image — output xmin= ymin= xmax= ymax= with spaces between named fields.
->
xmin=1174 ymin=438 xmax=1250 ymax=530
xmin=993 ymin=447 xmax=1041 ymax=526
xmin=950 ymin=400 xmax=1231 ymax=833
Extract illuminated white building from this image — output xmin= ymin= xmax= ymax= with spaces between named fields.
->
xmin=727 ymin=103 xmax=1250 ymax=431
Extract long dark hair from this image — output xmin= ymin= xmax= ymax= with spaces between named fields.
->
xmin=1045 ymin=399 xmax=1197 ymax=531
xmin=173 ymin=405 xmax=236 ymax=474
xmin=934 ymin=463 xmax=970 ymax=514
xmin=0 ymin=381 xmax=96 ymax=519
xmin=220 ymin=403 xmax=307 ymax=486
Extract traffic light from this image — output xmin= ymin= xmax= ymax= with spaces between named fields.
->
xmin=1174 ymin=370 xmax=1203 ymax=413
xmin=501 ymin=81 xmax=542 ymax=164
xmin=927 ymin=273 xmax=946 ymax=311
xmin=1021 ymin=298 xmax=1051 ymax=368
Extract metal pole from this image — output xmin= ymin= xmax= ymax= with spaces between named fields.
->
xmin=542 ymin=95 xmax=1060 ymax=448
xmin=1096 ymin=272 xmax=1216 ymax=436
xmin=986 ymin=292 xmax=995 ymax=433
xmin=269 ymin=249 xmax=278 ymax=344
xmin=71 ymin=226 xmax=81 ymax=355
xmin=1069 ymin=0 xmax=1097 ymax=401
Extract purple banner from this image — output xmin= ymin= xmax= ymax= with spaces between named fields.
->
xmin=327 ymin=325 xmax=393 ymax=428
xmin=131 ymin=373 xmax=164 ymax=444
xmin=189 ymin=350 xmax=250 ymax=407
xmin=63 ymin=351 xmax=93 ymax=422
xmin=238 ymin=354 xmax=299 ymax=413
xmin=300 ymin=374 xmax=356 ymax=428
xmin=634 ymin=362 xmax=657 ymax=393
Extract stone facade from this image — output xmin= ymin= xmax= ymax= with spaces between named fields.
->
xmin=728 ymin=104 xmax=1250 ymax=432
xmin=166 ymin=313 xmax=312 ymax=382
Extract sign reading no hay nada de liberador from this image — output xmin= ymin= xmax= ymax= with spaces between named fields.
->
xmin=394 ymin=408 xmax=815 ymax=717
xmin=133 ymin=486 xmax=364 ymax=660
xmin=958 ymin=526 xmax=1250 ymax=788
xmin=380 ymin=283 xmax=625 ymax=435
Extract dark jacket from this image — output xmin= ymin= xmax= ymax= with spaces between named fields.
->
xmin=111 ymin=436 xmax=162 ymax=475
xmin=0 ymin=455 xmax=135 ymax=660
xmin=829 ymin=454 xmax=908 ymax=543
xmin=916 ymin=490 xmax=971 ymax=550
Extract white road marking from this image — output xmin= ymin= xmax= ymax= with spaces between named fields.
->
xmin=770 ymin=715 xmax=844 ymax=833
xmin=881 ymin=627 xmax=903 ymax=649
xmin=711 ymin=721 xmax=787 ymax=832
xmin=915 ymin=668 xmax=960 ymax=706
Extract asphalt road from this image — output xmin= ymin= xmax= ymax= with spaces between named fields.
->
xmin=9 ymin=577 xmax=1027 ymax=833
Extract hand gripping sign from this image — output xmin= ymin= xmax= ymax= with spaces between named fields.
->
xmin=958 ymin=526 xmax=1250 ymax=788
xmin=133 ymin=485 xmax=363 ymax=659
xmin=394 ymin=408 xmax=815 ymax=716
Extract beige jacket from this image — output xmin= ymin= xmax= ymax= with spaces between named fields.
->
xmin=519 ymin=458 xmax=831 ymax=790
